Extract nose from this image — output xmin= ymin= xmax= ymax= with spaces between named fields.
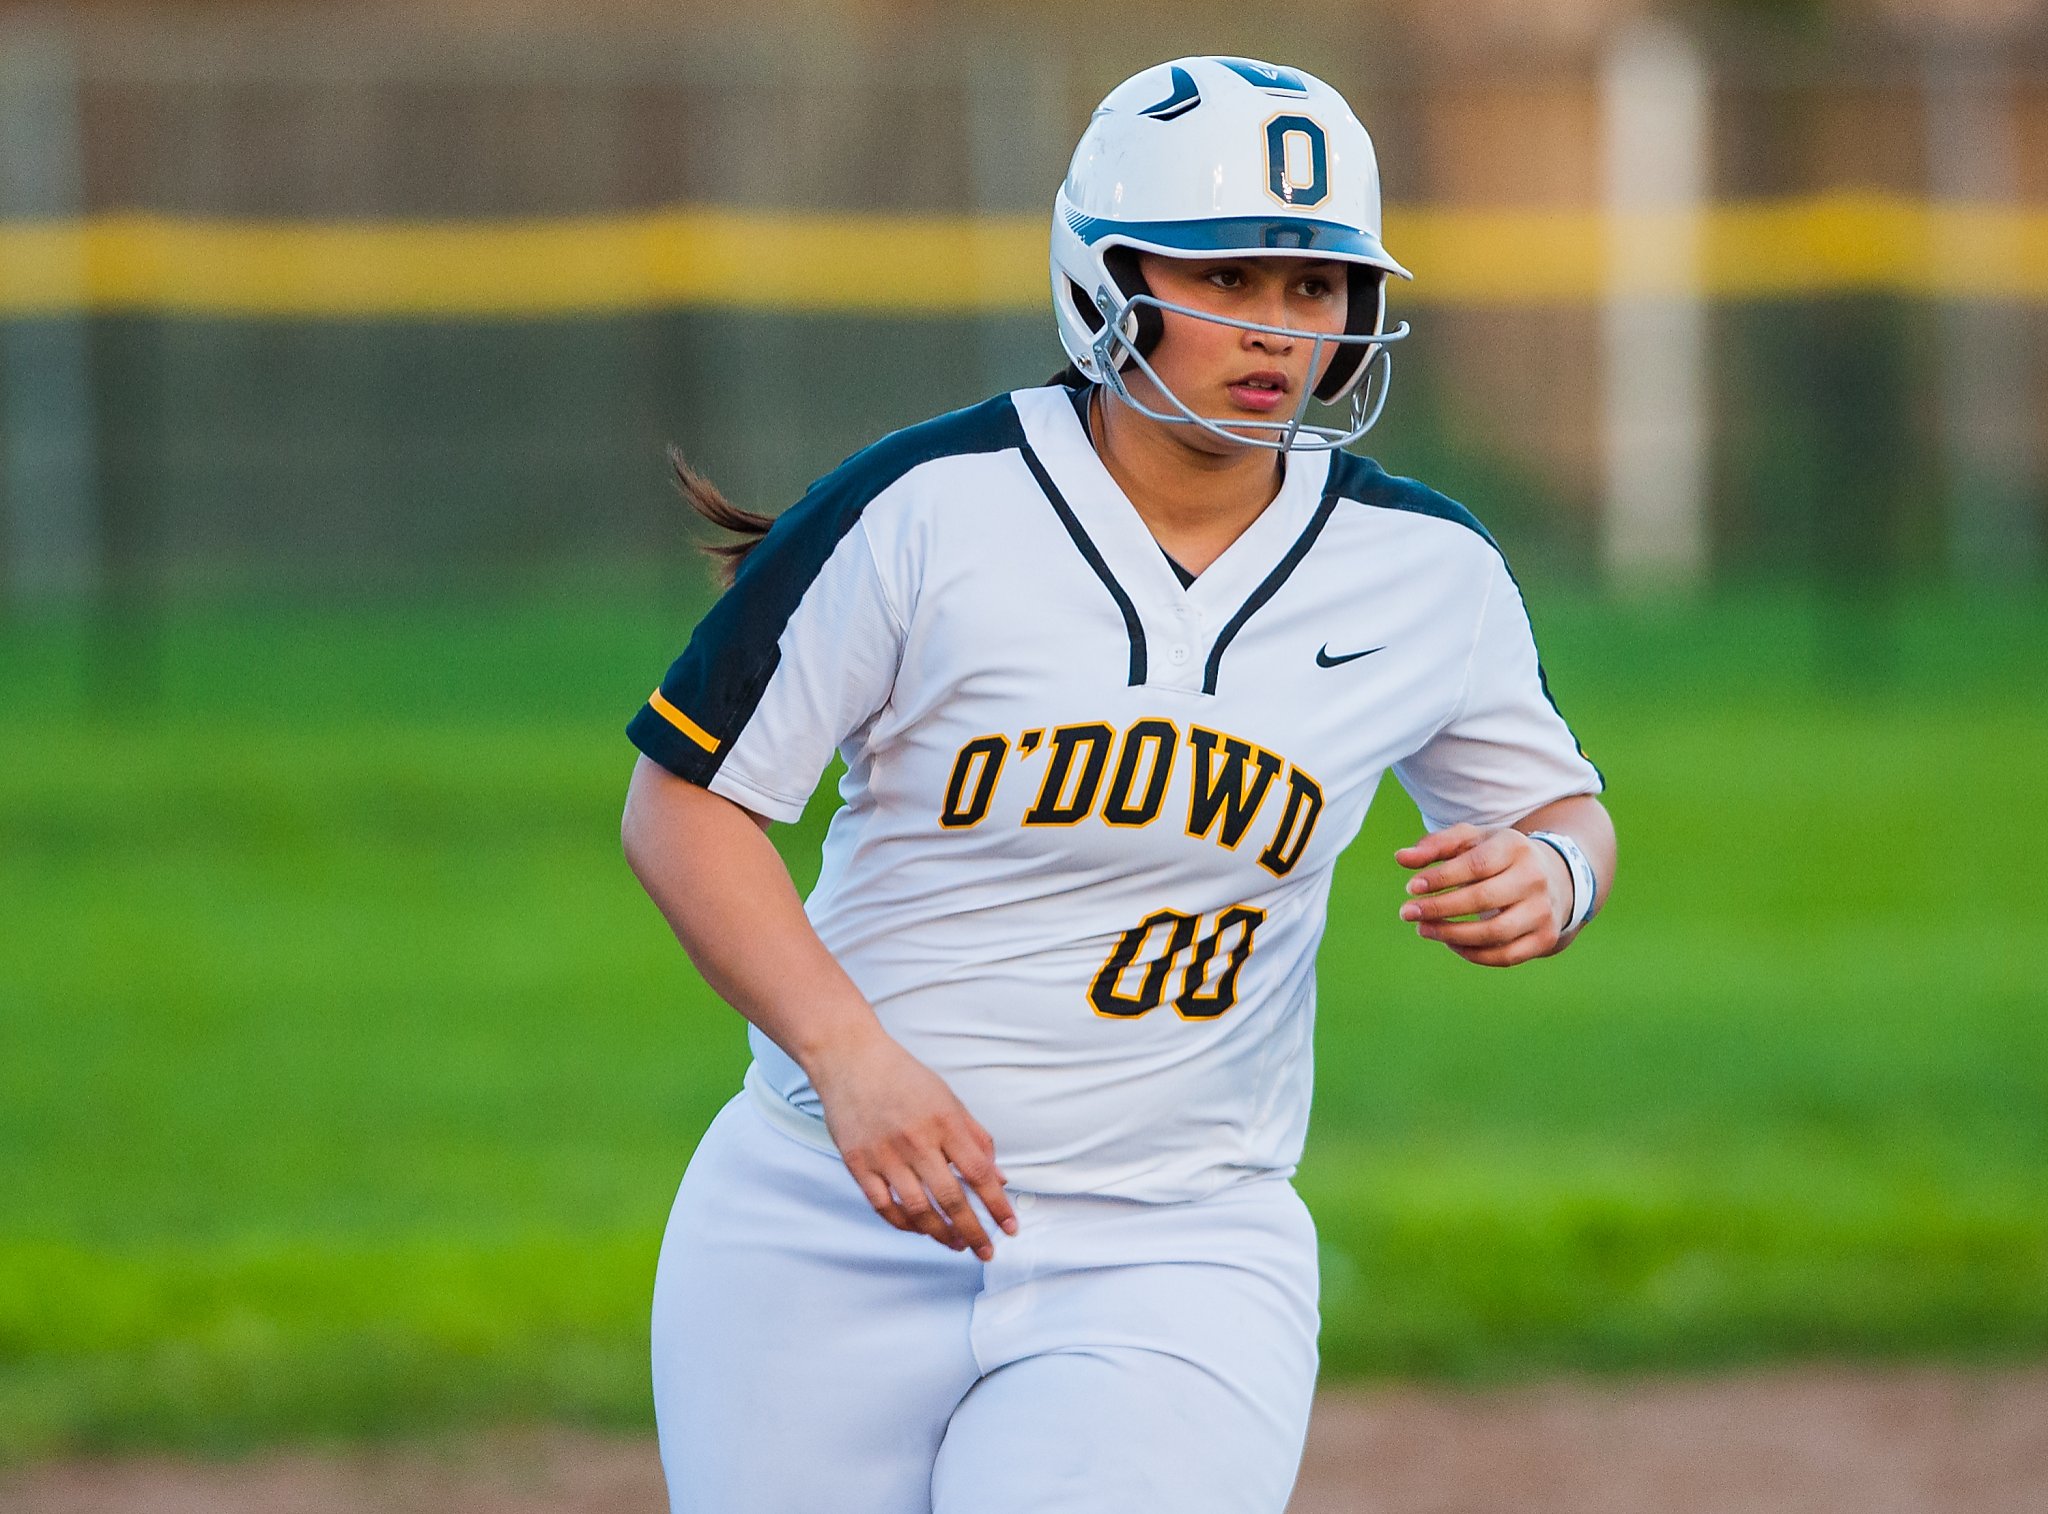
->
xmin=1244 ymin=311 xmax=1292 ymax=353
xmin=1242 ymin=278 xmax=1294 ymax=352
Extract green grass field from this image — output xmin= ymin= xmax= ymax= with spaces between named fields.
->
xmin=2 ymin=581 xmax=2044 ymax=1461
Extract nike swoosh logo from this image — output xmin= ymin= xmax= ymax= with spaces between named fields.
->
xmin=1316 ymin=643 xmax=1385 ymax=668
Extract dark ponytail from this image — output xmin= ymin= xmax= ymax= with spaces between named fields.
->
xmin=676 ymin=368 xmax=1086 ymax=585
xmin=668 ymin=445 xmax=772 ymax=588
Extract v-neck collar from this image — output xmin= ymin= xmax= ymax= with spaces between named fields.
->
xmin=1015 ymin=384 xmax=1338 ymax=695
xmin=1034 ymin=383 xmax=1332 ymax=617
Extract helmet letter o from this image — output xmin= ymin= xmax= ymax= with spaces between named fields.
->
xmin=1264 ymin=115 xmax=1328 ymax=208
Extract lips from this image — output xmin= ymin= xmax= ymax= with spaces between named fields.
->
xmin=1226 ymin=370 xmax=1291 ymax=413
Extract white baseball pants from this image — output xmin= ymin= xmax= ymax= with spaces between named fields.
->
xmin=651 ymin=1085 xmax=1321 ymax=1513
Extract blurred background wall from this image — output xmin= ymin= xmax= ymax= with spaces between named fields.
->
xmin=0 ymin=0 xmax=2043 ymax=617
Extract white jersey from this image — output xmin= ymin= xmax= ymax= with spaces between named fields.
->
xmin=629 ymin=382 xmax=1601 ymax=1203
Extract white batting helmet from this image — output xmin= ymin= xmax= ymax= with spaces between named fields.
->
xmin=1050 ymin=56 xmax=1412 ymax=451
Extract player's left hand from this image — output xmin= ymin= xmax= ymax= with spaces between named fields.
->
xmin=1394 ymin=822 xmax=1572 ymax=968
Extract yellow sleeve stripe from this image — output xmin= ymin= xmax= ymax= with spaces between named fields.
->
xmin=647 ymin=689 xmax=719 ymax=754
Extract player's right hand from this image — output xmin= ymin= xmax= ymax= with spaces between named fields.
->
xmin=808 ymin=1028 xmax=1020 ymax=1261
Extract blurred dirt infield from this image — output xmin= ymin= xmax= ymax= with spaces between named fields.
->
xmin=6 ymin=1362 xmax=2043 ymax=1513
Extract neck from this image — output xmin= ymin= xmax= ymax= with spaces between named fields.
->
xmin=1089 ymin=386 xmax=1285 ymax=576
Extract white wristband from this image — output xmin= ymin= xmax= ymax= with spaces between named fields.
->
xmin=1529 ymin=830 xmax=1598 ymax=936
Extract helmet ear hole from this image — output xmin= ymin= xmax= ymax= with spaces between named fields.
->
xmin=1313 ymin=266 xmax=1387 ymax=403
xmin=1103 ymin=247 xmax=1164 ymax=360
xmin=1068 ymin=277 xmax=1104 ymax=335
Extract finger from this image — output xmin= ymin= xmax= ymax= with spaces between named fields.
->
xmin=951 ymin=1129 xmax=1019 ymax=1238
xmin=1447 ymin=933 xmax=1551 ymax=968
xmin=851 ymin=1167 xmax=901 ymax=1224
xmin=1403 ymin=832 xmax=1519 ymax=896
xmin=1400 ymin=870 xmax=1524 ymax=923
xmin=881 ymin=1163 xmax=968 ymax=1250
xmin=1393 ymin=824 xmax=1483 ymax=867
xmin=913 ymin=1154 xmax=994 ymax=1261
xmin=1416 ymin=897 xmax=1552 ymax=949
xmin=851 ymin=1166 xmax=954 ymax=1246
xmin=1394 ymin=823 xmax=1485 ymax=869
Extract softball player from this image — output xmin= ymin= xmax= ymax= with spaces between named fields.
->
xmin=622 ymin=54 xmax=1614 ymax=1514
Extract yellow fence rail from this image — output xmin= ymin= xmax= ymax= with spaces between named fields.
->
xmin=1 ymin=194 xmax=2043 ymax=317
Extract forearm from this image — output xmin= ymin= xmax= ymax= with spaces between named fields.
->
xmin=1513 ymin=792 xmax=1616 ymax=925
xmin=620 ymin=754 xmax=885 ymax=1078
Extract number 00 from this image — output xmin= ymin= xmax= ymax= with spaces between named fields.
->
xmin=1089 ymin=903 xmax=1269 ymax=1020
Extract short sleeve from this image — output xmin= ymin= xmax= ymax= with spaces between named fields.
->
xmin=627 ymin=507 xmax=906 ymax=825
xmin=1392 ymin=555 xmax=1603 ymax=832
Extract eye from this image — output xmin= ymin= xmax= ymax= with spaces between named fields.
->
xmin=1295 ymin=274 xmax=1336 ymax=299
xmin=1205 ymin=266 xmax=1246 ymax=290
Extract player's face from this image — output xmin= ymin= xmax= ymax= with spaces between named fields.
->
xmin=1127 ymin=252 xmax=1350 ymax=450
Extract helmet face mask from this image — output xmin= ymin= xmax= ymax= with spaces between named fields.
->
xmin=1084 ymin=265 xmax=1411 ymax=454
xmin=1049 ymin=55 xmax=1412 ymax=453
